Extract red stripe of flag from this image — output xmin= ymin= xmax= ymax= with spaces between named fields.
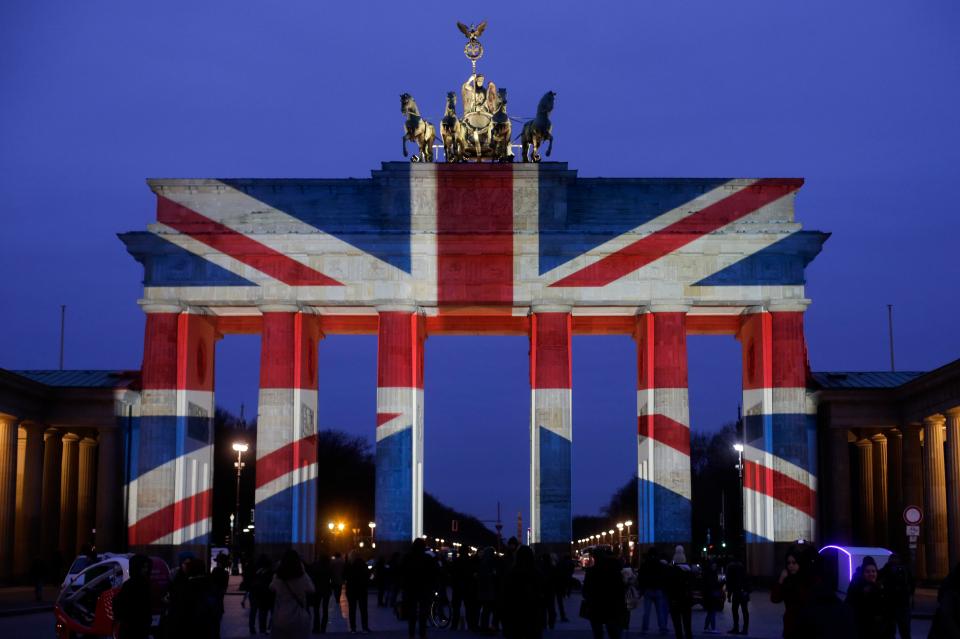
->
xmin=128 ymin=487 xmax=213 ymax=545
xmin=436 ymin=165 xmax=513 ymax=305
xmin=551 ymin=179 xmax=803 ymax=287
xmin=255 ymin=435 xmax=318 ymax=489
xmin=157 ymin=196 xmax=342 ymax=287
xmin=743 ymin=459 xmax=816 ymax=519
xmin=638 ymin=414 xmax=691 ymax=456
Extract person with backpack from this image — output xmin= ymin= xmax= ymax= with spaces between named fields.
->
xmin=270 ymin=549 xmax=316 ymax=639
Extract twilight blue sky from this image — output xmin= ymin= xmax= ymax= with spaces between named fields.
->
xmin=2 ymin=1 xmax=959 ymax=526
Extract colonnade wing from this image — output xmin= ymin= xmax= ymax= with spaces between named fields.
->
xmin=119 ymin=163 xmax=826 ymax=568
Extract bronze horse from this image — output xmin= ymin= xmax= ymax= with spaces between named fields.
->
xmin=490 ymin=87 xmax=512 ymax=163
xmin=440 ymin=92 xmax=465 ymax=163
xmin=519 ymin=91 xmax=555 ymax=163
xmin=401 ymin=93 xmax=436 ymax=163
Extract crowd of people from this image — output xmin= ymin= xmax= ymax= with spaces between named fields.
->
xmin=105 ymin=538 xmax=960 ymax=639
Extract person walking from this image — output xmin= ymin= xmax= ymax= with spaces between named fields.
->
xmin=307 ymin=553 xmax=333 ymax=633
xmin=270 ymin=549 xmax=316 ymax=639
xmin=112 ymin=554 xmax=153 ymax=639
xmin=701 ymin=561 xmax=723 ymax=634
xmin=331 ymin=552 xmax=346 ymax=609
xmin=166 ymin=556 xmax=220 ymax=639
xmin=211 ymin=553 xmax=231 ymax=638
xmin=503 ymin=546 xmax=546 ymax=639
xmin=845 ymin=556 xmax=894 ymax=638
xmin=770 ymin=551 xmax=812 ymax=639
xmin=929 ymin=562 xmax=960 ymax=639
xmin=402 ymin=538 xmax=437 ymax=639
xmin=665 ymin=546 xmax=694 ymax=639
xmin=724 ymin=557 xmax=750 ymax=636
xmin=539 ymin=553 xmax=558 ymax=630
xmin=555 ymin=553 xmax=573 ymax=622
xmin=636 ymin=547 xmax=669 ymax=635
xmin=345 ymin=550 xmax=371 ymax=633
xmin=582 ymin=547 xmax=627 ymax=639
xmin=879 ymin=552 xmax=914 ymax=639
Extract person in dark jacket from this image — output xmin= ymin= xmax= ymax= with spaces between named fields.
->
xmin=636 ymin=547 xmax=669 ymax=635
xmin=503 ymin=546 xmax=546 ymax=639
xmin=539 ymin=553 xmax=558 ymax=630
xmin=307 ymin=554 xmax=333 ymax=633
xmin=793 ymin=555 xmax=857 ymax=639
xmin=929 ymin=562 xmax=960 ymax=639
xmin=665 ymin=546 xmax=694 ymax=639
xmin=770 ymin=551 xmax=813 ymax=639
xmin=402 ymin=538 xmax=437 ymax=639
xmin=724 ymin=558 xmax=750 ymax=635
xmin=879 ymin=552 xmax=914 ymax=639
xmin=112 ymin=554 xmax=153 ymax=639
xmin=845 ymin=556 xmax=894 ymax=638
xmin=211 ymin=553 xmax=230 ymax=638
xmin=166 ymin=557 xmax=220 ymax=639
xmin=345 ymin=550 xmax=371 ymax=633
xmin=582 ymin=548 xmax=626 ymax=639
xmin=476 ymin=546 xmax=499 ymax=633
xmin=702 ymin=561 xmax=723 ymax=634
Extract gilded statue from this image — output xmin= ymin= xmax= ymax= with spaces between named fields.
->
xmin=519 ymin=91 xmax=555 ymax=162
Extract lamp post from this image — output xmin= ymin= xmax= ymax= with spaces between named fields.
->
xmin=616 ymin=522 xmax=625 ymax=557
xmin=733 ymin=443 xmax=745 ymax=560
xmin=232 ymin=442 xmax=248 ymax=556
xmin=368 ymin=522 xmax=376 ymax=548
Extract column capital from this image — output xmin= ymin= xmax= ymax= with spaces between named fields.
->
xmin=642 ymin=302 xmax=691 ymax=314
xmin=924 ymin=414 xmax=947 ymax=427
xmin=871 ymin=433 xmax=887 ymax=443
xmin=944 ymin=407 xmax=960 ymax=419
xmin=855 ymin=438 xmax=873 ymax=448
xmin=375 ymin=304 xmax=419 ymax=314
xmin=258 ymin=302 xmax=301 ymax=314
xmin=139 ymin=301 xmax=183 ymax=314
xmin=531 ymin=304 xmax=572 ymax=314
xmin=767 ymin=299 xmax=811 ymax=312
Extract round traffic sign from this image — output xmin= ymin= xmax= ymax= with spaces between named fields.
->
xmin=903 ymin=505 xmax=923 ymax=525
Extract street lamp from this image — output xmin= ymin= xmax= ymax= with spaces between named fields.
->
xmin=625 ymin=520 xmax=633 ymax=548
xmin=231 ymin=442 xmax=248 ymax=559
xmin=368 ymin=521 xmax=376 ymax=546
xmin=733 ymin=443 xmax=745 ymax=560
xmin=616 ymin=522 xmax=625 ymax=557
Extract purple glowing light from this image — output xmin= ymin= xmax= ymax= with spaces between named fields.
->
xmin=819 ymin=545 xmax=854 ymax=582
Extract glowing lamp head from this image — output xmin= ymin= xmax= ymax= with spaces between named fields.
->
xmin=232 ymin=442 xmax=249 ymax=453
xmin=625 ymin=520 xmax=633 ymax=527
xmin=327 ymin=522 xmax=335 ymax=530
xmin=733 ymin=443 xmax=744 ymax=453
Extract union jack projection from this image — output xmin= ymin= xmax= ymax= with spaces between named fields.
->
xmin=121 ymin=162 xmax=827 ymax=553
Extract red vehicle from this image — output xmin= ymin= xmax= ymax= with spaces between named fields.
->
xmin=54 ymin=554 xmax=170 ymax=639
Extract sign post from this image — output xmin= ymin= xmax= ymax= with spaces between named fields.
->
xmin=903 ymin=505 xmax=923 ymax=575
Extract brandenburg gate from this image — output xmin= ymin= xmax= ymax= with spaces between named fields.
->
xmin=119 ymin=162 xmax=828 ymax=567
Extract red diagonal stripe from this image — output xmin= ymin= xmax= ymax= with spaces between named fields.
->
xmin=743 ymin=459 xmax=816 ymax=518
xmin=377 ymin=412 xmax=403 ymax=427
xmin=127 ymin=487 xmax=213 ymax=545
xmin=157 ymin=196 xmax=342 ymax=287
xmin=638 ymin=414 xmax=690 ymax=456
xmin=255 ymin=434 xmax=318 ymax=490
xmin=550 ymin=179 xmax=803 ymax=287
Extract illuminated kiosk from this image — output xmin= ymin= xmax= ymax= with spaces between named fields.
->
xmin=120 ymin=164 xmax=828 ymax=567
xmin=819 ymin=545 xmax=893 ymax=595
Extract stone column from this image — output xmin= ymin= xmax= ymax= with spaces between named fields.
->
xmin=131 ymin=306 xmax=217 ymax=561
xmin=902 ymin=423 xmax=925 ymax=579
xmin=944 ymin=408 xmax=960 ymax=568
xmin=923 ymin=414 xmax=949 ymax=580
xmin=76 ymin=437 xmax=97 ymax=551
xmin=871 ymin=434 xmax=889 ymax=547
xmin=855 ymin=438 xmax=876 ymax=545
xmin=530 ymin=307 xmax=572 ymax=549
xmin=374 ymin=307 xmax=425 ymax=551
xmin=41 ymin=430 xmax=62 ymax=561
xmin=887 ymin=429 xmax=904 ymax=551
xmin=0 ymin=416 xmax=20 ymax=579
xmin=95 ymin=428 xmax=121 ymax=552
xmin=59 ymin=434 xmax=80 ymax=557
xmin=826 ymin=428 xmax=852 ymax=543
xmin=13 ymin=423 xmax=45 ymax=575
xmin=636 ymin=306 xmax=691 ymax=547
xmin=255 ymin=307 xmax=321 ymax=559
